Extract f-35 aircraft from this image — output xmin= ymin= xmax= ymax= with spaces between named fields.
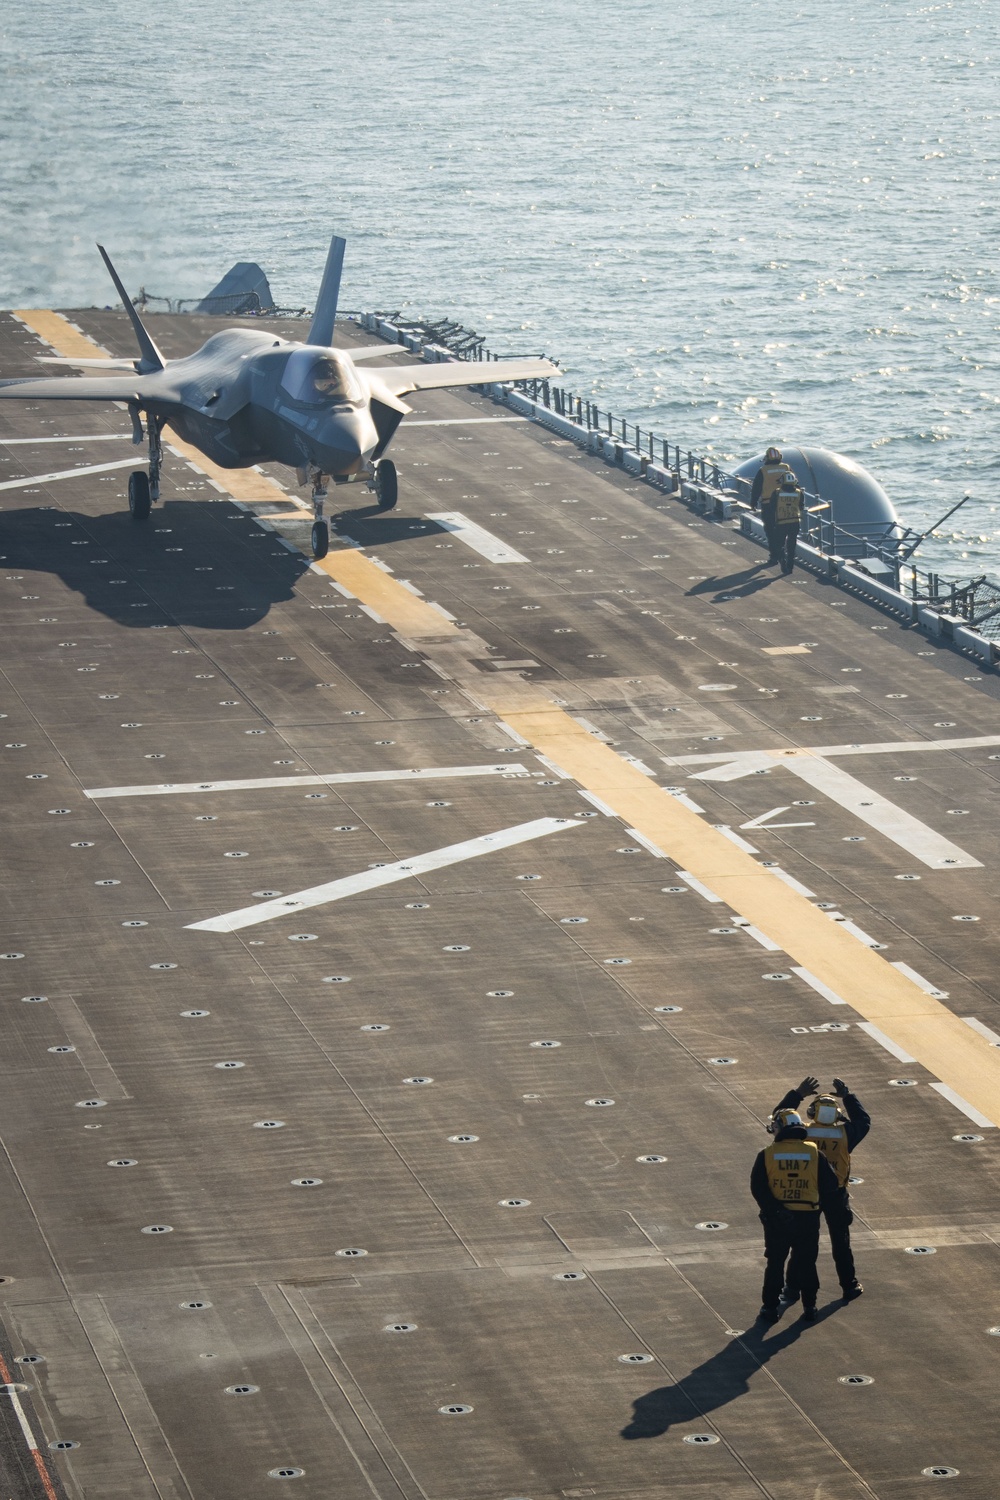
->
xmin=0 ymin=236 xmax=560 ymax=558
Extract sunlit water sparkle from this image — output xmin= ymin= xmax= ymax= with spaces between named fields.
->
xmin=2 ymin=0 xmax=998 ymax=575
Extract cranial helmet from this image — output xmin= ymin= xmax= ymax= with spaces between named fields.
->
xmin=768 ymin=1108 xmax=803 ymax=1134
xmin=780 ymin=473 xmax=799 ymax=488
xmin=765 ymin=446 xmax=782 ymax=462
xmin=807 ymin=1095 xmax=843 ymax=1126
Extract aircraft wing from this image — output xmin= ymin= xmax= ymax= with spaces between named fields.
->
xmin=36 ymin=356 xmax=140 ymax=370
xmin=345 ymin=344 xmax=406 ymax=361
xmin=372 ymin=357 xmax=560 ymax=397
xmin=0 ymin=373 xmax=173 ymax=403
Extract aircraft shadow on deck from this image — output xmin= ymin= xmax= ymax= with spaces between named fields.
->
xmin=0 ymin=504 xmax=309 ymax=629
xmin=332 ymin=506 xmax=449 ymax=548
xmin=620 ymin=1305 xmax=837 ymax=1440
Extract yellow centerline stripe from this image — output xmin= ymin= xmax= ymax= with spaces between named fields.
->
xmin=14 ymin=309 xmax=115 ymax=361
xmin=16 ymin=313 xmax=999 ymax=1123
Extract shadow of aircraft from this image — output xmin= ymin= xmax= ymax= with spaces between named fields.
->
xmin=621 ymin=1303 xmax=838 ymax=1440
xmin=332 ymin=506 xmax=450 ymax=549
xmin=0 ymin=501 xmax=310 ymax=630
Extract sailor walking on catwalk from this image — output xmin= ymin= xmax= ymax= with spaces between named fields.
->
xmin=750 ymin=445 xmax=792 ymax=563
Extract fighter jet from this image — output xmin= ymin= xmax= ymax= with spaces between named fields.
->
xmin=0 ymin=236 xmax=560 ymax=558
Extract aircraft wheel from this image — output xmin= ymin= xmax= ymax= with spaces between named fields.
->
xmin=311 ymin=520 xmax=330 ymax=560
xmin=375 ymin=460 xmax=398 ymax=511
xmin=128 ymin=470 xmax=151 ymax=521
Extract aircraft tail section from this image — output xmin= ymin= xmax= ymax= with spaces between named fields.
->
xmin=97 ymin=245 xmax=166 ymax=373
xmin=307 ymin=235 xmax=347 ymax=348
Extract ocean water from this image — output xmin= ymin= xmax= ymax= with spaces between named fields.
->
xmin=2 ymin=0 xmax=999 ymax=575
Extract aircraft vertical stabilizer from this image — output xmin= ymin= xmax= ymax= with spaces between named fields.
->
xmin=307 ymin=235 xmax=347 ymax=348
xmin=96 ymin=245 xmax=165 ymax=373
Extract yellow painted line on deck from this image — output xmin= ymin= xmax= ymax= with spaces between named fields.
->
xmin=14 ymin=309 xmax=115 ymax=361
xmin=470 ymin=682 xmax=1000 ymax=1126
xmin=16 ymin=314 xmax=999 ymax=1120
xmin=312 ymin=551 xmax=460 ymax=639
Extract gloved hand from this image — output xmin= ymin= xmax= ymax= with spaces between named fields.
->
xmin=832 ymin=1077 xmax=849 ymax=1098
xmin=796 ymin=1077 xmax=819 ymax=1097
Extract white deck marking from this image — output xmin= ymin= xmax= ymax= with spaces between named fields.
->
xmin=790 ymin=966 xmax=848 ymax=1004
xmin=667 ymin=734 xmax=1000 ymax=767
xmin=693 ymin=754 xmax=775 ymax=781
xmin=0 ymin=457 xmax=137 ymax=491
xmin=0 ymin=432 xmax=131 ymax=445
xmin=961 ymin=1016 xmax=1000 ymax=1046
xmin=186 ymin=816 xmax=583 ymax=932
xmin=834 ymin=918 xmax=883 ymax=949
xmin=714 ymin=825 xmax=760 ymax=854
xmin=425 ymin=511 xmax=528 ymax=564
xmin=535 ymin=754 xmax=571 ymax=780
xmin=405 ymin=417 xmax=528 ymax=426
xmin=5 ymin=1387 xmax=38 ymax=1451
xmin=697 ymin=751 xmax=980 ymax=868
xmin=891 ymin=961 xmax=949 ymax=998
xmin=623 ymin=827 xmax=668 ymax=858
xmin=663 ymin=787 xmax=705 ymax=814
xmin=778 ymin=755 xmax=980 ymax=869
xmin=929 ymin=1083 xmax=996 ymax=1128
xmin=675 ymin=871 xmax=722 ymax=904
xmin=85 ymin=762 xmax=530 ymax=800
xmin=733 ymin=920 xmax=782 ymax=951
xmin=766 ymin=868 xmax=817 ymax=898
xmin=857 ymin=1021 xmax=917 ymax=1064
xmin=577 ymin=790 xmax=616 ymax=816
xmin=739 ymin=805 xmax=816 ymax=830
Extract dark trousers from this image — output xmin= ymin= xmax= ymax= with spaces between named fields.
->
xmin=825 ymin=1199 xmax=857 ymax=1290
xmin=776 ymin=522 xmax=799 ymax=573
xmin=760 ymin=500 xmax=779 ymax=560
xmin=761 ymin=1211 xmax=820 ymax=1310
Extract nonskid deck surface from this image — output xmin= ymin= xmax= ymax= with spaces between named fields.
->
xmin=1 ymin=307 xmax=999 ymax=1500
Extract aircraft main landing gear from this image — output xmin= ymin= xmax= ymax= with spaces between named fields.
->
xmin=128 ymin=470 xmax=151 ymax=520
xmin=374 ymin=459 xmax=397 ymax=511
xmin=309 ymin=470 xmax=330 ymax=559
xmin=127 ymin=412 xmax=162 ymax=522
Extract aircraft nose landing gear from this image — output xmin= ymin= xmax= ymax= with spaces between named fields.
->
xmin=308 ymin=470 xmax=330 ymax=559
xmin=374 ymin=459 xmax=397 ymax=511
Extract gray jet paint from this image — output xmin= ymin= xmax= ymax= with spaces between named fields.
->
xmin=0 ymin=235 xmax=558 ymax=552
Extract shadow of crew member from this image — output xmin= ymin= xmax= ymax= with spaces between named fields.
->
xmin=751 ymin=1110 xmax=840 ymax=1322
xmin=620 ymin=1310 xmax=832 ymax=1439
xmin=750 ymin=445 xmax=792 ymax=564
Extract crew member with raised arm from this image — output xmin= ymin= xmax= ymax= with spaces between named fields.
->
xmin=773 ymin=1076 xmax=870 ymax=1302
xmin=751 ymin=1108 xmax=840 ymax=1322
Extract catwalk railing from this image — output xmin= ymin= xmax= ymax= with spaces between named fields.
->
xmin=377 ymin=312 xmax=1000 ymax=643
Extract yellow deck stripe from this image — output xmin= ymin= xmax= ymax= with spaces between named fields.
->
xmin=14 ymin=309 xmax=115 ymax=361
xmin=17 ymin=315 xmax=999 ymax=1122
xmin=476 ymin=694 xmax=1000 ymax=1125
xmin=313 ymin=552 xmax=460 ymax=639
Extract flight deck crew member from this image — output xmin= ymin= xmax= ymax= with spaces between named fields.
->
xmin=750 ymin=446 xmax=792 ymax=564
xmin=751 ymin=1110 xmax=839 ymax=1322
xmin=773 ymin=1076 xmax=869 ymax=1302
xmin=774 ymin=473 xmax=804 ymax=574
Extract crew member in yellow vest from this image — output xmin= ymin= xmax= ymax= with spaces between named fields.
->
xmin=750 ymin=446 xmax=792 ymax=563
xmin=774 ymin=473 xmax=804 ymax=575
xmin=771 ymin=1076 xmax=869 ymax=1302
xmin=751 ymin=1110 xmax=839 ymax=1322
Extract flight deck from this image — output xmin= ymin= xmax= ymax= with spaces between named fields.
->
xmin=1 ymin=307 xmax=999 ymax=1500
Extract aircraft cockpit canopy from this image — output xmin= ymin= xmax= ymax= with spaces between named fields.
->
xmin=280 ymin=348 xmax=362 ymax=408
